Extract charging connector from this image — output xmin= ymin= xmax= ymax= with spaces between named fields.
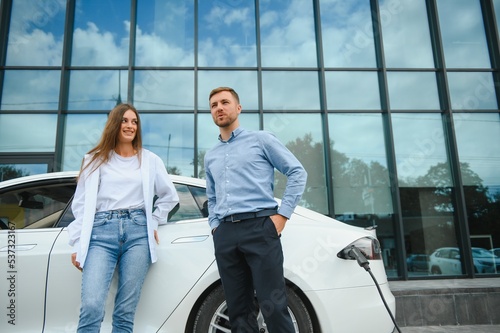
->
xmin=348 ymin=245 xmax=402 ymax=333
xmin=347 ymin=245 xmax=370 ymax=271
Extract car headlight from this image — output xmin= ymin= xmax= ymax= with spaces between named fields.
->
xmin=336 ymin=237 xmax=382 ymax=260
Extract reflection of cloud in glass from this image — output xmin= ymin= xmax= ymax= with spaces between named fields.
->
xmin=1 ymin=70 xmax=61 ymax=110
xmin=379 ymin=0 xmax=434 ymax=68
xmin=325 ymin=72 xmax=380 ymax=110
xmin=133 ymin=70 xmax=194 ymax=110
xmin=329 ymin=114 xmax=387 ymax=167
xmin=68 ymin=70 xmax=127 ymax=110
xmin=198 ymin=0 xmax=256 ymax=67
xmin=437 ymin=0 xmax=490 ymax=68
xmin=62 ymin=114 xmax=107 ymax=171
xmin=392 ymin=113 xmax=450 ymax=183
xmin=6 ymin=0 xmax=65 ymax=66
xmin=454 ymin=113 xmax=500 ymax=188
xmin=262 ymin=72 xmax=320 ymax=110
xmin=141 ymin=114 xmax=194 ymax=176
xmin=136 ymin=1 xmax=194 ymax=66
xmin=0 ymin=114 xmax=57 ymax=152
xmin=447 ymin=72 xmax=498 ymax=110
xmin=387 ymin=72 xmax=440 ymax=110
xmin=320 ymin=0 xmax=376 ymax=67
xmin=198 ymin=71 xmax=259 ymax=110
xmin=260 ymin=0 xmax=317 ymax=67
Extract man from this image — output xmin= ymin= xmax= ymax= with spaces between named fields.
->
xmin=204 ymin=86 xmax=307 ymax=333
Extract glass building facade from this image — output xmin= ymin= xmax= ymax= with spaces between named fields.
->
xmin=0 ymin=0 xmax=499 ymax=280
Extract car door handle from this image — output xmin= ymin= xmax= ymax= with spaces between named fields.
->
xmin=0 ymin=244 xmax=36 ymax=252
xmin=172 ymin=236 xmax=209 ymax=244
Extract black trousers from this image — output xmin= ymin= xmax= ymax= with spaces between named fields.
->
xmin=213 ymin=216 xmax=295 ymax=333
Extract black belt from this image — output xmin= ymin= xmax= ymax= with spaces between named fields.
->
xmin=222 ymin=209 xmax=277 ymax=223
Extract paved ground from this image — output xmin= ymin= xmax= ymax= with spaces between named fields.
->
xmin=399 ymin=325 xmax=500 ymax=332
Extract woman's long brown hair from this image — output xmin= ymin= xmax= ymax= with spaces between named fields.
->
xmin=79 ymin=103 xmax=143 ymax=177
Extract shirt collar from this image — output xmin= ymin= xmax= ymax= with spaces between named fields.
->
xmin=218 ymin=127 xmax=244 ymax=143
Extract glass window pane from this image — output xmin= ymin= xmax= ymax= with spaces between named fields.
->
xmin=0 ymin=164 xmax=49 ymax=181
xmin=198 ymin=0 xmax=256 ymax=67
xmin=198 ymin=71 xmax=259 ymax=110
xmin=62 ymin=114 xmax=107 ymax=171
xmin=0 ymin=114 xmax=57 ymax=152
xmin=392 ymin=113 xmax=461 ymax=277
xmin=68 ymin=70 xmax=127 ymax=110
xmin=495 ymin=0 xmax=500 ymax=37
xmin=1 ymin=70 xmax=60 ymax=110
xmin=437 ymin=0 xmax=491 ymax=68
xmin=447 ymin=72 xmax=498 ymax=110
xmin=136 ymin=1 xmax=194 ymax=66
xmin=141 ymin=114 xmax=194 ymax=177
xmin=454 ymin=113 xmax=500 ymax=274
xmin=262 ymin=72 xmax=320 ymax=110
xmin=197 ymin=113 xmax=259 ymax=178
xmin=320 ymin=0 xmax=376 ymax=68
xmin=260 ymin=0 xmax=317 ymax=67
xmin=264 ymin=113 xmax=327 ymax=214
xmin=6 ymin=0 xmax=66 ymax=66
xmin=329 ymin=113 xmax=396 ymax=276
xmin=71 ymin=0 xmax=130 ymax=66
xmin=387 ymin=72 xmax=440 ymax=110
xmin=133 ymin=70 xmax=194 ymax=111
xmin=325 ymin=71 xmax=380 ymax=110
xmin=380 ymin=0 xmax=434 ymax=68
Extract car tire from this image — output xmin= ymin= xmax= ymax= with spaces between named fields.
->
xmin=192 ymin=284 xmax=314 ymax=333
xmin=430 ymin=266 xmax=442 ymax=274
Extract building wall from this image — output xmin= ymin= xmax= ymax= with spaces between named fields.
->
xmin=0 ymin=0 xmax=499 ymax=280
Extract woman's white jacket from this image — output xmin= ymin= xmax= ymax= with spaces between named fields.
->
xmin=67 ymin=149 xmax=179 ymax=268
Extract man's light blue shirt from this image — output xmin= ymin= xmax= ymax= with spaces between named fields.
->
xmin=204 ymin=127 xmax=307 ymax=230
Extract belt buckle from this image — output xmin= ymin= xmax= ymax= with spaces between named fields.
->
xmin=230 ymin=215 xmax=241 ymax=223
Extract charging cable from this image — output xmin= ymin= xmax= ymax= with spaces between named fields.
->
xmin=347 ymin=246 xmax=402 ymax=333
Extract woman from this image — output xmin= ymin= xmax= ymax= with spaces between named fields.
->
xmin=67 ymin=103 xmax=179 ymax=332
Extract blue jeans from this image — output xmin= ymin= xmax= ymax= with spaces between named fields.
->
xmin=77 ymin=209 xmax=151 ymax=333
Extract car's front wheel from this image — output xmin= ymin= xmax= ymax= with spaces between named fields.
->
xmin=192 ymin=284 xmax=314 ymax=333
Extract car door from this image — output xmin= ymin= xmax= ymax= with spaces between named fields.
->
xmin=43 ymin=182 xmax=216 ymax=332
xmin=0 ymin=178 xmax=76 ymax=332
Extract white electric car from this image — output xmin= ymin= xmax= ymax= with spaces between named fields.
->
xmin=0 ymin=171 xmax=396 ymax=332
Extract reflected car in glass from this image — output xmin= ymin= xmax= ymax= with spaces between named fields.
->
xmin=406 ymin=254 xmax=429 ymax=272
xmin=0 ymin=171 xmax=396 ymax=332
xmin=429 ymin=247 xmax=500 ymax=275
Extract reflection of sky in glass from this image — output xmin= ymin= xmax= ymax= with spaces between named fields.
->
xmin=320 ymin=0 xmax=376 ymax=68
xmin=72 ymin=0 xmax=130 ymax=66
xmin=380 ymin=0 xmax=434 ymax=68
xmin=198 ymin=0 xmax=256 ymax=67
xmin=0 ymin=114 xmax=57 ymax=152
xmin=197 ymin=71 xmax=259 ymax=110
xmin=329 ymin=113 xmax=388 ymax=167
xmin=133 ymin=70 xmax=194 ymax=110
xmin=6 ymin=0 xmax=65 ymax=66
xmin=495 ymin=0 xmax=500 ymax=37
xmin=262 ymin=72 xmax=320 ymax=110
xmin=447 ymin=72 xmax=498 ymax=110
xmin=68 ymin=70 xmax=127 ymax=110
xmin=62 ymin=114 xmax=107 ymax=171
xmin=437 ymin=0 xmax=490 ymax=68
xmin=1 ymin=70 xmax=61 ymax=110
xmin=454 ymin=113 xmax=500 ymax=189
xmin=392 ymin=113 xmax=451 ymax=185
xmin=387 ymin=72 xmax=440 ymax=110
xmin=325 ymin=71 xmax=380 ymax=110
xmin=136 ymin=1 xmax=194 ymax=66
xmin=141 ymin=114 xmax=194 ymax=177
xmin=260 ymin=0 xmax=317 ymax=67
